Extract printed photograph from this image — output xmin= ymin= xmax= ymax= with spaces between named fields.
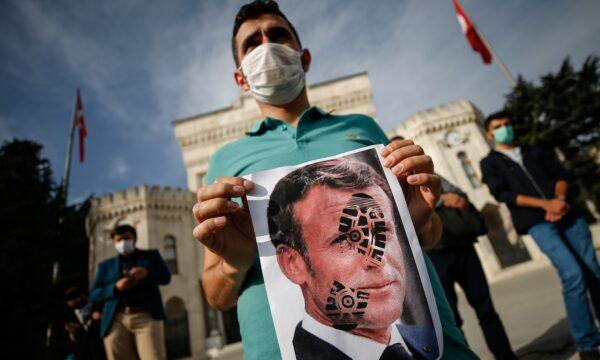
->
xmin=245 ymin=145 xmax=443 ymax=360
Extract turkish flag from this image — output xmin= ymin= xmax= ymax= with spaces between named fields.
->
xmin=74 ymin=88 xmax=87 ymax=162
xmin=452 ymin=0 xmax=492 ymax=64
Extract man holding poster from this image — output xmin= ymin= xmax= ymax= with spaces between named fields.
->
xmin=192 ymin=1 xmax=477 ymax=359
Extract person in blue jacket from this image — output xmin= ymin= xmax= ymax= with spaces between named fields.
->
xmin=90 ymin=224 xmax=171 ymax=360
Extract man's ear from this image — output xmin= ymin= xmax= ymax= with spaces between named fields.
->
xmin=300 ymin=48 xmax=311 ymax=73
xmin=276 ymin=245 xmax=310 ymax=286
xmin=485 ymin=129 xmax=493 ymax=141
xmin=234 ymin=69 xmax=250 ymax=92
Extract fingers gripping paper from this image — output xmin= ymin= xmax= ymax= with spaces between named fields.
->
xmin=245 ymin=145 xmax=442 ymax=360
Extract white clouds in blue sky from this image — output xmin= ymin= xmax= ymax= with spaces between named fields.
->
xmin=1 ymin=0 xmax=599 ymax=203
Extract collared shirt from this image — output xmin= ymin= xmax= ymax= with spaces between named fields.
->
xmin=302 ymin=312 xmax=412 ymax=360
xmin=205 ymin=106 xmax=477 ymax=360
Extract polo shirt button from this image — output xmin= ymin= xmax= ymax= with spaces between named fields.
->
xmin=423 ymin=345 xmax=431 ymax=353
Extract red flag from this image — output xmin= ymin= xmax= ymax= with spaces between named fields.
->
xmin=74 ymin=88 xmax=87 ymax=162
xmin=452 ymin=0 xmax=492 ymax=64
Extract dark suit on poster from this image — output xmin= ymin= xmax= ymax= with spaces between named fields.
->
xmin=292 ymin=321 xmax=438 ymax=360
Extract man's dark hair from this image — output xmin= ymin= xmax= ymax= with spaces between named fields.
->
xmin=267 ymin=157 xmax=392 ymax=271
xmin=110 ymin=224 xmax=137 ymax=240
xmin=484 ymin=110 xmax=511 ymax=131
xmin=232 ymin=0 xmax=302 ymax=66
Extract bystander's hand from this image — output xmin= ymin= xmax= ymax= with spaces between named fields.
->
xmin=129 ymin=267 xmax=148 ymax=280
xmin=193 ymin=177 xmax=256 ymax=277
xmin=64 ymin=322 xmax=81 ymax=334
xmin=544 ymin=198 xmax=570 ymax=222
xmin=380 ymin=139 xmax=442 ymax=249
xmin=441 ymin=193 xmax=468 ymax=210
xmin=116 ymin=276 xmax=138 ymax=291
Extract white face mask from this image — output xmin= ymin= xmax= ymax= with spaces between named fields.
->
xmin=240 ymin=43 xmax=306 ymax=105
xmin=115 ymin=239 xmax=135 ymax=255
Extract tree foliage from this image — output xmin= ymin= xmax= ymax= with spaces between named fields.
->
xmin=503 ymin=55 xmax=600 ymax=207
xmin=0 ymin=139 xmax=90 ymax=358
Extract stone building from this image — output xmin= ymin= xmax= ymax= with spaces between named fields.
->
xmin=88 ymin=71 xmax=549 ymax=359
xmin=86 ymin=185 xmax=209 ymax=359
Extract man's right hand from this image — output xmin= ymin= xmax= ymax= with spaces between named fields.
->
xmin=193 ymin=177 xmax=256 ymax=276
xmin=544 ymin=198 xmax=570 ymax=222
xmin=544 ymin=199 xmax=570 ymax=215
xmin=115 ymin=277 xmax=137 ymax=291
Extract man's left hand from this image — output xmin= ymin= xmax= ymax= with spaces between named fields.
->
xmin=129 ymin=267 xmax=148 ymax=280
xmin=381 ymin=139 xmax=441 ymax=248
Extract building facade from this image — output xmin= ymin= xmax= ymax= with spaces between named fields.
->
xmin=89 ymin=72 xmax=545 ymax=359
xmin=87 ymin=185 xmax=210 ymax=359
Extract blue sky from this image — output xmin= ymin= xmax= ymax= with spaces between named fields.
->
xmin=1 ymin=0 xmax=599 ymax=204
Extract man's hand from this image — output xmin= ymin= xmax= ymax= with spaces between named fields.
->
xmin=193 ymin=177 xmax=256 ymax=277
xmin=545 ymin=211 xmax=563 ymax=223
xmin=544 ymin=199 xmax=569 ymax=215
xmin=129 ymin=267 xmax=148 ymax=280
xmin=544 ymin=198 xmax=570 ymax=222
xmin=115 ymin=277 xmax=137 ymax=291
xmin=441 ymin=193 xmax=468 ymax=210
xmin=64 ymin=322 xmax=81 ymax=334
xmin=381 ymin=140 xmax=442 ymax=248
xmin=91 ymin=311 xmax=102 ymax=321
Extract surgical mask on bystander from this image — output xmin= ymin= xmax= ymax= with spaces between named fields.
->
xmin=493 ymin=125 xmax=514 ymax=144
xmin=115 ymin=239 xmax=135 ymax=255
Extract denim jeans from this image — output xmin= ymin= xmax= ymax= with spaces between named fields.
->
xmin=528 ymin=216 xmax=600 ymax=350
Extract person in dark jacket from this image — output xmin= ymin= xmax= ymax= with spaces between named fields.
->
xmin=480 ymin=111 xmax=600 ymax=360
xmin=91 ymin=224 xmax=171 ymax=360
xmin=427 ymin=177 xmax=515 ymax=360
xmin=64 ymin=286 xmax=106 ymax=360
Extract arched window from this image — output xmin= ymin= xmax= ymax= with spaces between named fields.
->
xmin=165 ymin=297 xmax=191 ymax=359
xmin=457 ymin=151 xmax=481 ymax=188
xmin=164 ymin=235 xmax=178 ymax=274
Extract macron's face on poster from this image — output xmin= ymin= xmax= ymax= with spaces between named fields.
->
xmin=277 ymin=184 xmax=406 ymax=331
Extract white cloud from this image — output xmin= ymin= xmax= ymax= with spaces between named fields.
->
xmin=110 ymin=158 xmax=129 ymax=179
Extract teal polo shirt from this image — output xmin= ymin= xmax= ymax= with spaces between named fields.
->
xmin=205 ymin=106 xmax=477 ymax=359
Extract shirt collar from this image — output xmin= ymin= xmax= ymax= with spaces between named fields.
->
xmin=245 ymin=106 xmax=330 ymax=136
xmin=301 ymin=312 xmax=411 ymax=360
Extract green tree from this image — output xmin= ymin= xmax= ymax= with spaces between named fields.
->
xmin=0 ymin=139 xmax=90 ymax=358
xmin=503 ymin=55 xmax=600 ymax=208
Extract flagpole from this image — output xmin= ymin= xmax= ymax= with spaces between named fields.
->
xmin=466 ymin=8 xmax=517 ymax=87
xmin=62 ymin=88 xmax=78 ymax=204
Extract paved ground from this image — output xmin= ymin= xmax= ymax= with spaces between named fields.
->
xmin=458 ymin=261 xmax=580 ymax=359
